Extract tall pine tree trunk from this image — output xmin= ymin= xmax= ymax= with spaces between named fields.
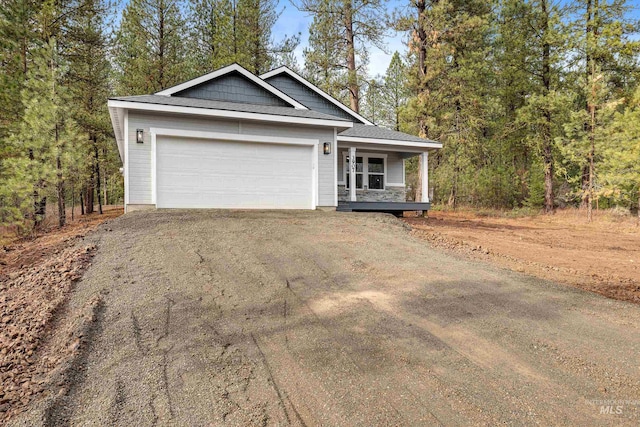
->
xmin=588 ymin=69 xmax=596 ymax=223
xmin=158 ymin=4 xmax=165 ymax=90
xmin=33 ymin=191 xmax=46 ymax=229
xmin=103 ymin=147 xmax=108 ymax=205
xmin=85 ymin=168 xmax=95 ymax=214
xmin=414 ymin=0 xmax=429 ymax=204
xmin=344 ymin=0 xmax=359 ymax=112
xmin=94 ymin=140 xmax=103 ymax=215
xmin=56 ymin=125 xmax=66 ymax=227
xmin=582 ymin=0 xmax=597 ymax=210
xmin=71 ymin=179 xmax=75 ymax=221
xmin=80 ymin=188 xmax=85 ymax=215
xmin=541 ymin=0 xmax=554 ymax=213
xmin=28 ymin=148 xmax=47 ymax=229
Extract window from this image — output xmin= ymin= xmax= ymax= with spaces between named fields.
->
xmin=344 ymin=154 xmax=385 ymax=190
xmin=368 ymin=158 xmax=384 ymax=190
xmin=345 ymin=156 xmax=364 ymax=189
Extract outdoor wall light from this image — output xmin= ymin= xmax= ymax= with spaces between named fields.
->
xmin=323 ymin=142 xmax=331 ymax=155
xmin=136 ymin=129 xmax=144 ymax=144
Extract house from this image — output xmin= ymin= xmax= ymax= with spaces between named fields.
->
xmin=107 ymin=64 xmax=441 ymax=213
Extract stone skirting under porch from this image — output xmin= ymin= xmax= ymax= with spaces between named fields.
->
xmin=338 ymin=185 xmax=406 ymax=203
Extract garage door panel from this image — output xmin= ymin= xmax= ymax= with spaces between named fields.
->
xmin=156 ymin=137 xmax=314 ymax=209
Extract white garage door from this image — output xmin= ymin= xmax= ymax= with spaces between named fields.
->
xmin=156 ymin=136 xmax=315 ymax=209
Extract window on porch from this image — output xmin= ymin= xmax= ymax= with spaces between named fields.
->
xmin=345 ymin=155 xmax=385 ymax=190
xmin=368 ymin=158 xmax=384 ymax=190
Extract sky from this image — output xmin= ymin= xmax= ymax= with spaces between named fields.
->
xmin=272 ymin=0 xmax=640 ymax=78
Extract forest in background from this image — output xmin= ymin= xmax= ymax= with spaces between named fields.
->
xmin=1 ymin=0 xmax=639 ymax=234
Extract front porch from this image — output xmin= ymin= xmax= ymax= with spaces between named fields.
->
xmin=336 ymin=142 xmax=432 ymax=213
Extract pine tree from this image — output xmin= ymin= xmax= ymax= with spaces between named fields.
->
xmin=303 ymin=0 xmax=347 ymax=101
xmin=114 ymin=0 xmax=188 ymax=95
xmin=4 ymin=39 xmax=79 ymax=229
xmin=380 ymin=51 xmax=409 ymax=131
xmin=399 ymin=0 xmax=493 ymax=207
xmin=66 ymin=0 xmax=114 ymax=215
xmin=297 ymin=0 xmax=387 ymax=112
xmin=394 ymin=0 xmax=453 ymax=203
xmin=235 ymin=0 xmax=297 ymax=74
xmin=509 ymin=0 xmax=571 ymax=213
xmin=599 ymin=87 xmax=640 ymax=218
xmin=0 ymin=0 xmax=41 ymax=139
xmin=361 ymin=77 xmax=384 ymax=124
xmin=566 ymin=0 xmax=640 ymax=220
xmin=187 ymin=0 xmax=235 ymax=75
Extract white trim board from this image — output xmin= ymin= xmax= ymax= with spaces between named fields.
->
xmin=155 ymin=63 xmax=308 ymax=110
xmin=149 ymin=127 xmax=319 ymax=146
xmin=312 ymin=143 xmax=319 ymax=209
xmin=337 ymin=143 xmax=432 ymax=154
xmin=124 ymin=110 xmax=129 ymax=208
xmin=108 ymin=100 xmax=352 ymax=129
xmin=260 ymin=66 xmax=375 ymax=126
xmin=333 ymin=128 xmax=338 ymax=207
xmin=151 ymin=132 xmax=157 ymax=205
xmin=149 ymin=128 xmax=319 ymax=210
xmin=338 ymin=135 xmax=442 ymax=149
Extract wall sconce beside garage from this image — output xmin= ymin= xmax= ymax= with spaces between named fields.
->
xmin=136 ymin=129 xmax=144 ymax=143
xmin=323 ymin=142 xmax=331 ymax=155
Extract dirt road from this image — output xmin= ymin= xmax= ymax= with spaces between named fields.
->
xmin=12 ymin=210 xmax=640 ymax=426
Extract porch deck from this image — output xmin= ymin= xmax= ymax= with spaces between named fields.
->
xmin=337 ymin=201 xmax=431 ymax=215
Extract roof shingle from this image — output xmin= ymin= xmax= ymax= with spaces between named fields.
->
xmin=109 ymin=95 xmax=351 ymax=122
xmin=339 ymin=124 xmax=440 ymax=145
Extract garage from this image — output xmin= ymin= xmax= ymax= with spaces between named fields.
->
xmin=155 ymin=135 xmax=316 ymax=209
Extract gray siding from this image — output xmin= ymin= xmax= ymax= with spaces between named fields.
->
xmin=337 ymin=148 xmax=405 ymax=185
xmin=175 ymin=72 xmax=289 ymax=107
xmin=265 ymin=74 xmax=365 ymax=123
xmin=127 ymin=111 xmax=336 ymax=207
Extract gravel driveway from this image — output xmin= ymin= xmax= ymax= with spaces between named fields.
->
xmin=19 ymin=211 xmax=640 ymax=426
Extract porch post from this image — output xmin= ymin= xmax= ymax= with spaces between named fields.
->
xmin=421 ymin=151 xmax=429 ymax=202
xmin=349 ymin=147 xmax=356 ymax=202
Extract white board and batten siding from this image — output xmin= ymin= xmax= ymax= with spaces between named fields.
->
xmin=127 ymin=111 xmax=336 ymax=209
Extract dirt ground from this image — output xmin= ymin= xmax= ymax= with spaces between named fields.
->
xmin=405 ymin=209 xmax=640 ymax=304
xmin=0 ymin=206 xmax=123 ymax=423
xmin=1 ymin=206 xmax=124 ymax=273
xmin=7 ymin=210 xmax=640 ymax=426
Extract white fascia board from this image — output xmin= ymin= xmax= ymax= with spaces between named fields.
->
xmin=154 ymin=63 xmax=308 ymax=110
xmin=108 ymin=106 xmax=124 ymax=162
xmin=107 ymin=100 xmax=353 ymax=129
xmin=150 ymin=127 xmax=319 ymax=146
xmin=337 ymin=142 xmax=428 ymax=154
xmin=260 ymin=67 xmax=375 ymax=126
xmin=337 ymin=135 xmax=442 ymax=150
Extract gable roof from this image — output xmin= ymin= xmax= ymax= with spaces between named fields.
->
xmin=156 ymin=64 xmax=308 ymax=110
xmin=260 ymin=66 xmax=375 ymax=125
xmin=172 ymin=71 xmax=291 ymax=107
